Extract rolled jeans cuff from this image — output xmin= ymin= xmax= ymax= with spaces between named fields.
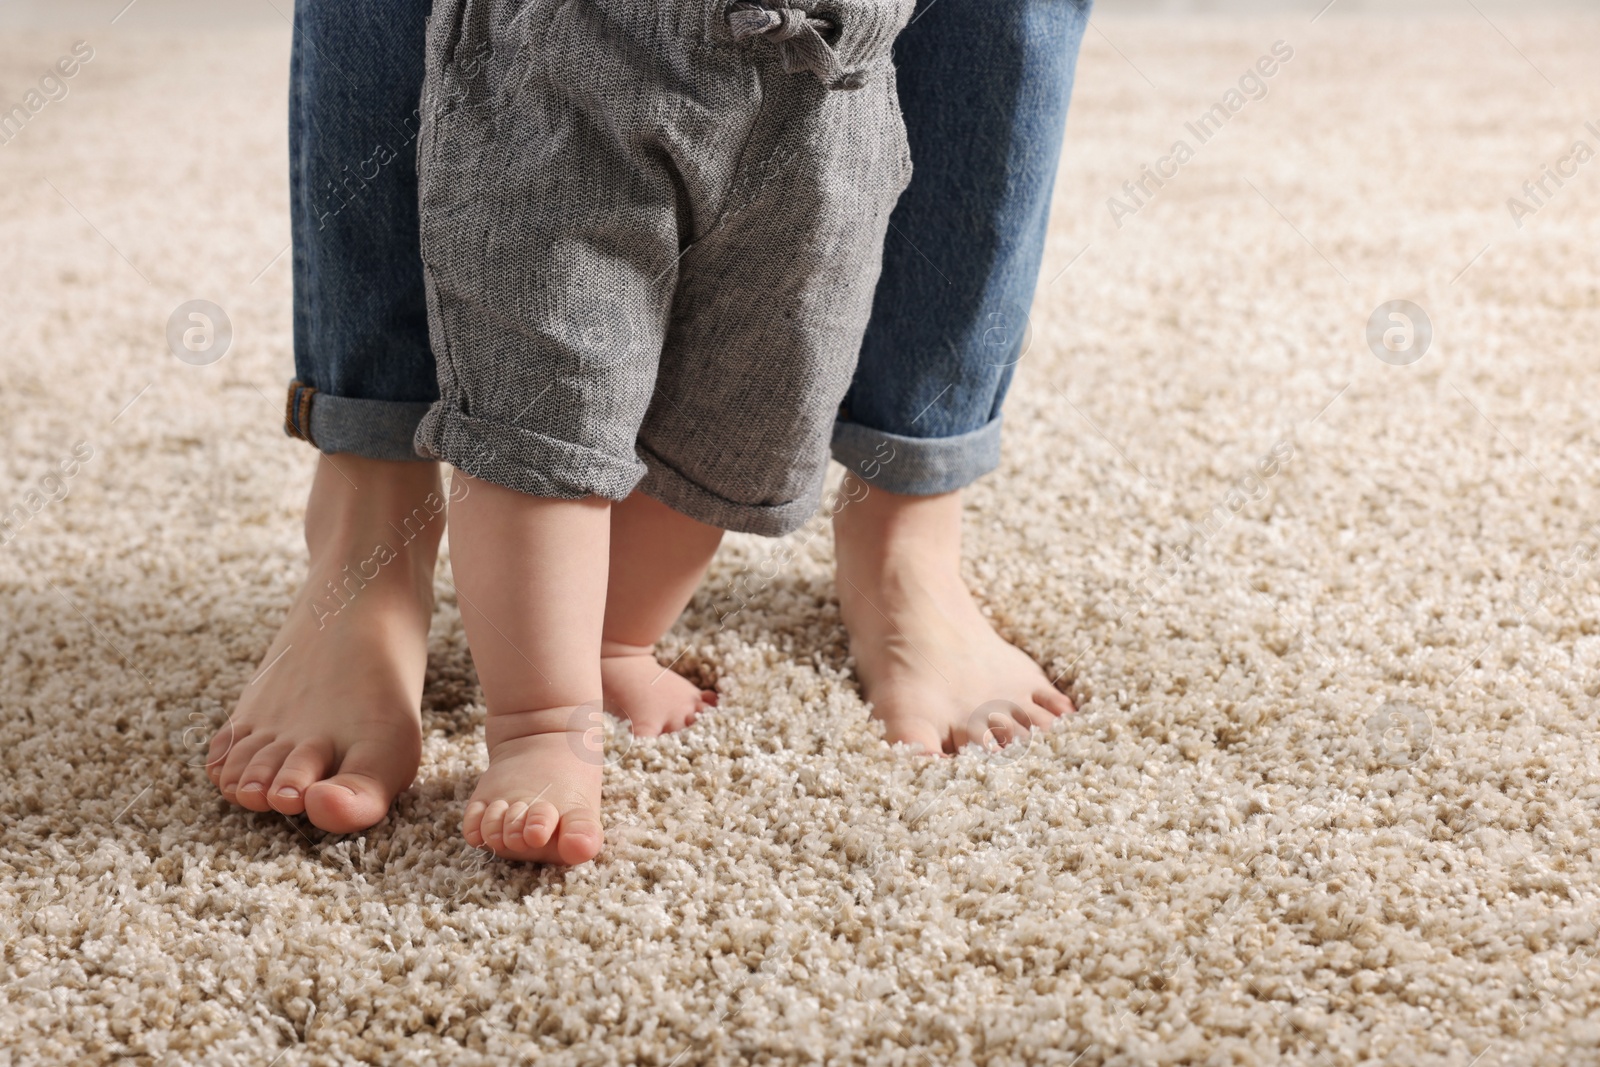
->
xmin=829 ymin=414 xmax=1003 ymax=497
xmin=284 ymin=380 xmax=434 ymax=462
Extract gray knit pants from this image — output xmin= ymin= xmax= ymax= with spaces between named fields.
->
xmin=413 ymin=0 xmax=915 ymax=536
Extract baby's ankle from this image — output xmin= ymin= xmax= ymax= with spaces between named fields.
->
xmin=600 ymin=638 xmax=655 ymax=659
xmin=484 ymin=703 xmax=595 ymax=744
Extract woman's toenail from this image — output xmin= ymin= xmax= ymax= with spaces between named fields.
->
xmin=276 ymin=786 xmax=300 ymax=799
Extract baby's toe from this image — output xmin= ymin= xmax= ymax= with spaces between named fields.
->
xmin=554 ymin=806 xmax=604 ymax=865
xmin=661 ymin=685 xmax=714 ymax=734
xmin=462 ymin=801 xmax=488 ymax=848
xmin=479 ymin=799 xmax=513 ymax=852
xmin=995 ymin=717 xmax=1033 ymax=749
xmin=656 ymin=699 xmax=699 ymax=735
xmin=517 ymin=801 xmax=562 ymax=851
xmin=503 ymin=800 xmax=531 ymax=842
xmin=680 ymin=693 xmax=714 ymax=729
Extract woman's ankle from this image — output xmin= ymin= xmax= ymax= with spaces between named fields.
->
xmin=834 ymin=484 xmax=965 ymax=578
xmin=304 ymin=455 xmax=443 ymax=542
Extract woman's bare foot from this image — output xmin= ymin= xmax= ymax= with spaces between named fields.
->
xmin=833 ymin=484 xmax=1074 ymax=755
xmin=601 ymin=492 xmax=723 ymax=737
xmin=447 ymin=476 xmax=612 ymax=864
xmin=208 ymin=455 xmax=443 ymax=832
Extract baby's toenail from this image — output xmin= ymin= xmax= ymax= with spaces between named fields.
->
xmin=276 ymin=787 xmax=300 ymax=799
xmin=239 ymin=782 xmax=263 ymax=793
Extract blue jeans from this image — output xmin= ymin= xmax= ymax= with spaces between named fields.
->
xmin=286 ymin=0 xmax=1090 ymax=497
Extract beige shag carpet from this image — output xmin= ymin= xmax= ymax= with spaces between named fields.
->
xmin=4 ymin=7 xmax=1600 ymax=1065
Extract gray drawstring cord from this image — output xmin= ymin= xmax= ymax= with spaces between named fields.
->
xmin=726 ymin=1 xmax=866 ymax=90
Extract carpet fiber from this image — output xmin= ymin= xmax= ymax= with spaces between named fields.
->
xmin=3 ymin=9 xmax=1600 ymax=1066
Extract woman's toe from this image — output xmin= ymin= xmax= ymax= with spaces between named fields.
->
xmin=267 ymin=742 xmax=334 ymax=815
xmin=216 ymin=733 xmax=274 ymax=801
xmin=235 ymin=741 xmax=295 ymax=812
xmin=1035 ymin=688 xmax=1075 ymax=717
xmin=303 ymin=771 xmax=392 ymax=834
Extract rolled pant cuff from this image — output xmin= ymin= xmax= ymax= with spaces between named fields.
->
xmin=637 ymin=443 xmax=824 ymax=538
xmin=414 ymin=406 xmax=646 ymax=501
xmin=830 ymin=414 xmax=1004 ymax=496
xmin=284 ymin=380 xmax=435 ymax=462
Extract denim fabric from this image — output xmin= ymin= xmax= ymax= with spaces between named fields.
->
xmin=831 ymin=0 xmax=1092 ymax=495
xmin=286 ymin=0 xmax=1090 ymax=495
xmin=286 ymin=0 xmax=438 ymax=461
xmin=414 ymin=0 xmax=914 ymax=536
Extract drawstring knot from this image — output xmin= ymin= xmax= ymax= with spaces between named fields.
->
xmin=727 ymin=1 xmax=866 ymax=91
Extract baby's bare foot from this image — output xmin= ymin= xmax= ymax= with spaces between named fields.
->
xmin=599 ymin=492 xmax=723 ymax=737
xmin=209 ymin=455 xmax=443 ymax=832
xmin=447 ymin=481 xmax=723 ymax=864
xmin=447 ymin=479 xmax=612 ymax=865
xmin=601 ymin=640 xmax=715 ymax=737
xmin=835 ymin=485 xmax=1073 ymax=755
xmin=462 ymin=706 xmax=603 ymax=864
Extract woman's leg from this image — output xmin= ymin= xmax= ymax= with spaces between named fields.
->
xmin=831 ymin=0 xmax=1092 ymax=752
xmin=211 ymin=0 xmax=441 ymax=832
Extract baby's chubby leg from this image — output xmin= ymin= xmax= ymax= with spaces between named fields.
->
xmin=448 ymin=475 xmax=611 ymax=864
xmin=602 ymin=492 xmax=723 ymax=737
